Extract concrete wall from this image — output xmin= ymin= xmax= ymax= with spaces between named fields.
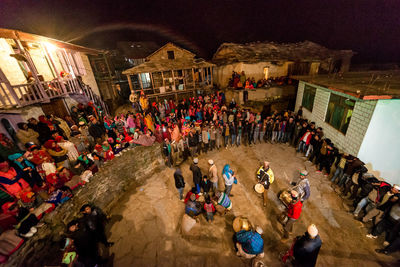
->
xmin=80 ymin=53 xmax=101 ymax=96
xmin=357 ymin=100 xmax=400 ymax=185
xmin=213 ymin=61 xmax=292 ymax=88
xmin=295 ymin=81 xmax=377 ymax=156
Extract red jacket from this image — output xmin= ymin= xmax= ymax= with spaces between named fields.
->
xmin=287 ymin=200 xmax=303 ymax=219
xmin=300 ymin=132 xmax=312 ymax=145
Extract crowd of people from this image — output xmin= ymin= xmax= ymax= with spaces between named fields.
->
xmin=0 ymin=88 xmax=398 ymax=265
xmin=228 ymin=71 xmax=294 ymax=89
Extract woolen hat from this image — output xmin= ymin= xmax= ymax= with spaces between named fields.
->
xmin=300 ymin=170 xmax=308 ymax=176
xmin=255 ymin=226 xmax=263 ymax=235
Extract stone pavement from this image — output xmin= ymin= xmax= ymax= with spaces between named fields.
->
xmin=108 ymin=142 xmax=399 ymax=266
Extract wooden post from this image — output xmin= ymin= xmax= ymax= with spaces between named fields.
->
xmin=182 ymin=69 xmax=186 ymax=90
xmin=171 ymin=70 xmax=176 ymax=91
xmin=205 ymin=67 xmax=209 ymax=85
xmin=210 ymin=67 xmax=213 ymax=87
xmin=127 ymin=75 xmax=134 ymax=93
xmin=192 ymin=68 xmax=195 ymax=88
xmin=161 ymin=71 xmax=165 ymax=88
xmin=138 ymin=73 xmax=143 ymax=91
xmin=149 ymin=72 xmax=155 ymax=90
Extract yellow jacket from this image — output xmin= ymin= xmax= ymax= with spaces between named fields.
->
xmin=257 ymin=166 xmax=274 ymax=184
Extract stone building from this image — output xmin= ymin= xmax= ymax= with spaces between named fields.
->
xmin=0 ymin=28 xmax=108 ymax=142
xmin=294 ymin=71 xmax=400 ymax=184
xmin=212 ymin=41 xmax=354 ymax=87
xmin=123 ymin=43 xmax=214 ymax=101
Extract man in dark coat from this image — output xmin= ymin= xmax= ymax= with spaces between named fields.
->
xmin=293 ymin=224 xmax=322 ymax=267
xmin=67 ymin=219 xmax=99 ymax=266
xmin=88 ymin=117 xmax=106 ymax=144
xmin=190 ymin=158 xmax=202 ymax=194
xmin=174 ymin=168 xmax=185 ymax=200
xmin=80 ymin=204 xmax=113 ymax=247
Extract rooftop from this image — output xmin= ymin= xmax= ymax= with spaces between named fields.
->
xmin=0 ymin=28 xmax=103 ymax=55
xmin=292 ymin=71 xmax=400 ymax=99
xmin=212 ymin=41 xmax=353 ymax=65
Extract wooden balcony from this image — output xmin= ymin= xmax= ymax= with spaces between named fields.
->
xmin=0 ymin=77 xmax=109 ymax=114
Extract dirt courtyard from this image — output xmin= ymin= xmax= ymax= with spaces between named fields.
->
xmin=106 ymin=142 xmax=398 ymax=266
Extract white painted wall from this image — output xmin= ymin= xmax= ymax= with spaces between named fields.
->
xmin=295 ymin=81 xmax=377 ymax=156
xmin=357 ymin=99 xmax=400 ymax=185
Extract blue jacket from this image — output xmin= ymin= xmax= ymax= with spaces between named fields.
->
xmin=236 ymin=230 xmax=264 ymax=254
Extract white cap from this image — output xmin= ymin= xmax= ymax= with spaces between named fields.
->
xmin=193 ymin=158 xmax=199 ymax=164
xmin=393 ymin=184 xmax=400 ymax=191
xmin=208 ymin=159 xmax=214 ymax=165
xmin=255 ymin=226 xmax=263 ymax=235
xmin=307 ymin=224 xmax=318 ymax=238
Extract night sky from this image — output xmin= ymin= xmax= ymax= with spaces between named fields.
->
xmin=0 ymin=0 xmax=399 ymax=63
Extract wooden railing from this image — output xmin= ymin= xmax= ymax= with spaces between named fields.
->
xmin=0 ymin=78 xmax=109 ymax=115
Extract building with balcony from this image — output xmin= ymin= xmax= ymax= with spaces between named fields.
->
xmin=293 ymin=71 xmax=400 ymax=185
xmin=122 ymin=43 xmax=215 ymax=101
xmin=0 ymin=28 xmax=108 ymax=142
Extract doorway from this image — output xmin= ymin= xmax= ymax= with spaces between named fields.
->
xmin=41 ymin=98 xmax=69 ymax=119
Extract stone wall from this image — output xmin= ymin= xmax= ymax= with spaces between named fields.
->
xmin=295 ymin=80 xmax=377 ymax=156
xmin=5 ymin=145 xmax=165 ymax=267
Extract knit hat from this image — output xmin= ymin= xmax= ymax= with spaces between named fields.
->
xmin=193 ymin=158 xmax=199 ymax=164
xmin=208 ymin=159 xmax=214 ymax=165
xmin=8 ymin=153 xmax=23 ymax=161
xmin=307 ymin=224 xmax=318 ymax=238
xmin=300 ymin=170 xmax=308 ymax=176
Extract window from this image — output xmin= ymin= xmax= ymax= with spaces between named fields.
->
xmin=167 ymin=50 xmax=175 ymax=60
xmin=325 ymin=94 xmax=355 ymax=134
xmin=302 ymin=84 xmax=316 ymax=111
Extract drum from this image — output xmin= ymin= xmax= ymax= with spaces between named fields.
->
xmin=254 ymin=184 xmax=265 ymax=194
xmin=279 ymin=190 xmax=292 ymax=207
xmin=233 ymin=217 xmax=251 ymax=232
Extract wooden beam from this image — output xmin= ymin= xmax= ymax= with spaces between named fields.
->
xmin=192 ymin=68 xmax=195 ymax=88
xmin=127 ymin=75 xmax=133 ymax=93
xmin=182 ymin=69 xmax=186 ymax=90
xmin=138 ymin=73 xmax=143 ymax=90
xmin=171 ymin=70 xmax=176 ymax=91
xmin=149 ymin=72 xmax=155 ymax=90
xmin=210 ymin=67 xmax=213 ymax=87
xmin=161 ymin=71 xmax=165 ymax=87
